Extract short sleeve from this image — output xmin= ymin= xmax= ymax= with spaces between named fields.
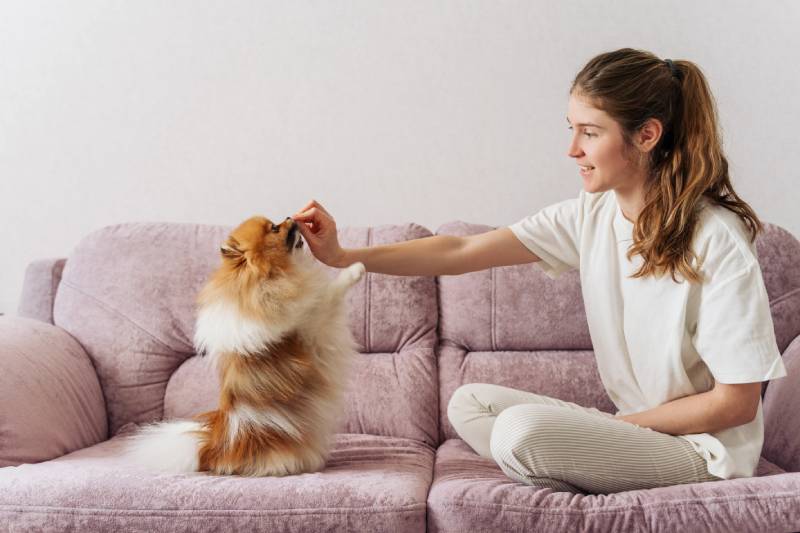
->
xmin=508 ymin=189 xmax=584 ymax=279
xmin=692 ymin=263 xmax=787 ymax=384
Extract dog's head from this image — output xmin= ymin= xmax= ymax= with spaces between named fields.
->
xmin=220 ymin=215 xmax=304 ymax=278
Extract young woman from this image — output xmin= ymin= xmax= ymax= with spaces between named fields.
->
xmin=289 ymin=48 xmax=787 ymax=494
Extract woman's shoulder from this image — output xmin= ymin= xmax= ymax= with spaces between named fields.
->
xmin=693 ymin=200 xmax=759 ymax=283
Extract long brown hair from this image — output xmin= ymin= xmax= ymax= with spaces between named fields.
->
xmin=571 ymin=48 xmax=762 ymax=283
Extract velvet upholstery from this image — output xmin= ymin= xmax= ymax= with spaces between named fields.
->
xmin=763 ymin=335 xmax=800 ymax=472
xmin=427 ymin=439 xmax=797 ymax=533
xmin=0 ymin=426 xmax=433 ymax=532
xmin=16 ymin=258 xmax=66 ymax=324
xmin=0 ymin=316 xmax=107 ymax=467
xmin=47 ymin=222 xmax=438 ymax=445
xmin=2 ymin=219 xmax=798 ymax=532
xmin=755 ymin=224 xmax=800 ymax=354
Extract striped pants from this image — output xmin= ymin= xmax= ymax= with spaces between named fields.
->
xmin=447 ymin=383 xmax=723 ymax=494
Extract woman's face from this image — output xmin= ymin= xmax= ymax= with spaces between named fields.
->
xmin=566 ymin=93 xmax=645 ymax=195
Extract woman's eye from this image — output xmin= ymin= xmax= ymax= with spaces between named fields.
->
xmin=567 ymin=126 xmax=595 ymax=138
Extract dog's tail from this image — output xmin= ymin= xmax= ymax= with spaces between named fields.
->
xmin=121 ymin=419 xmax=208 ymax=474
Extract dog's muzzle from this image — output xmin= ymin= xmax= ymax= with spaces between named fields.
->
xmin=286 ymin=221 xmax=303 ymax=251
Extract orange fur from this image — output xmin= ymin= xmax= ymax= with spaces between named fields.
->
xmin=190 ymin=334 xmax=330 ymax=475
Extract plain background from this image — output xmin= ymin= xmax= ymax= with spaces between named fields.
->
xmin=1 ymin=1 xmax=798 ymax=316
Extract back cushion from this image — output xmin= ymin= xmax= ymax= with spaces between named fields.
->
xmin=53 ymin=222 xmax=439 ymax=446
xmin=435 ymin=221 xmax=614 ymax=444
xmin=756 ymin=224 xmax=800 ymax=469
xmin=754 ymin=224 xmax=800 ymax=355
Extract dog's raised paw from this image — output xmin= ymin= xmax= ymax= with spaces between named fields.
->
xmin=344 ymin=262 xmax=366 ymax=284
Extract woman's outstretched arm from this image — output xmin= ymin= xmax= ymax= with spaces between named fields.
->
xmin=292 ymin=199 xmax=541 ymax=276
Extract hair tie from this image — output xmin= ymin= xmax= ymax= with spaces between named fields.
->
xmin=664 ymin=58 xmax=680 ymax=80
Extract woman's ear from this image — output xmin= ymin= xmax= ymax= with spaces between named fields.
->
xmin=636 ymin=117 xmax=664 ymax=153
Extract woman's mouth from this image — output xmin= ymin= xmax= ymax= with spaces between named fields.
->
xmin=580 ymin=165 xmax=595 ymax=177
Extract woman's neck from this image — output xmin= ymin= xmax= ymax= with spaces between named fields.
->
xmin=613 ymin=182 xmax=646 ymax=223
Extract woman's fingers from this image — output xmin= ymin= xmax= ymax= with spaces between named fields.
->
xmin=293 ymin=206 xmax=321 ymax=224
xmin=312 ymin=201 xmax=332 ymax=218
xmin=293 ymin=199 xmax=332 ymax=220
xmin=294 ymin=218 xmax=314 ymax=238
xmin=288 ymin=200 xmax=342 ymax=266
xmin=294 ymin=208 xmax=328 ymax=236
xmin=295 ymin=200 xmax=316 ymax=215
xmin=291 ymin=202 xmax=337 ymax=247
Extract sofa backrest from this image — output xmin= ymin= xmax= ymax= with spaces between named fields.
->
xmin=754 ymin=224 xmax=800 ymax=356
xmin=434 ymin=221 xmax=614 ymax=443
xmin=754 ymin=224 xmax=800 ymax=471
xmin=51 ymin=222 xmax=440 ymax=446
xmin=434 ymin=221 xmax=800 ymax=446
xmin=26 ymin=218 xmax=800 ymax=454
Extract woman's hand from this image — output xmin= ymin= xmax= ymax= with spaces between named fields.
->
xmin=291 ymin=199 xmax=347 ymax=267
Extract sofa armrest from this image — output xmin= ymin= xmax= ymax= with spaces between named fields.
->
xmin=763 ymin=333 xmax=800 ymax=472
xmin=0 ymin=316 xmax=107 ymax=467
xmin=16 ymin=258 xmax=67 ymax=325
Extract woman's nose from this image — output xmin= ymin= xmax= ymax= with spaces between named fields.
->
xmin=567 ymin=138 xmax=583 ymax=158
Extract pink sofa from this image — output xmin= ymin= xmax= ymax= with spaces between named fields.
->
xmin=2 ymin=220 xmax=799 ymax=532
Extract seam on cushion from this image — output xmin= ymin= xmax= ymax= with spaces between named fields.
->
xmin=366 ymin=227 xmax=372 ymax=353
xmin=433 ymin=489 xmax=800 ymax=515
xmin=58 ymin=280 xmax=188 ymax=353
xmin=467 ymin=349 xmax=590 ymax=354
xmin=436 ymin=275 xmax=446 ymax=446
xmin=391 ymin=351 xmax=400 ymax=391
xmin=491 ymin=267 xmax=496 ymax=351
xmin=437 ymin=500 xmax=644 ymax=518
xmin=0 ymin=503 xmax=426 ymax=516
xmin=49 ymin=263 xmax=57 ymax=323
xmin=770 ymin=286 xmax=800 ymax=308
xmin=49 ymin=260 xmax=64 ymax=324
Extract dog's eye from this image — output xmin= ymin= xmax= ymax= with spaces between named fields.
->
xmin=271 ymin=224 xmax=281 ymax=233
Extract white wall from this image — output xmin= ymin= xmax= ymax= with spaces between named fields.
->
xmin=2 ymin=1 xmax=798 ymax=315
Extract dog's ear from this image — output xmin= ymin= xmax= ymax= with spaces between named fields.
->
xmin=220 ymin=244 xmax=242 ymax=259
xmin=221 ymin=237 xmax=244 ymax=259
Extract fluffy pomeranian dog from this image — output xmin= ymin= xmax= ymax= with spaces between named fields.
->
xmin=122 ymin=215 xmax=365 ymax=476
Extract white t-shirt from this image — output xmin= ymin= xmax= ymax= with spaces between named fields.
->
xmin=508 ymin=188 xmax=787 ymax=480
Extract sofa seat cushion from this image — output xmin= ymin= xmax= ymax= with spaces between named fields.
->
xmin=0 ymin=427 xmax=434 ymax=533
xmin=427 ymin=439 xmax=800 ymax=533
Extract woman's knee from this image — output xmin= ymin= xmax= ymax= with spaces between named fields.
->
xmin=447 ymin=383 xmax=486 ymax=425
xmin=489 ymin=404 xmax=557 ymax=466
